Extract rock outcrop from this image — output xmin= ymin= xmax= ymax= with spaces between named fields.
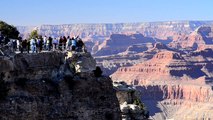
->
xmin=0 ymin=52 xmax=121 ymax=120
xmin=113 ymin=81 xmax=149 ymax=120
xmin=66 ymin=51 xmax=96 ymax=73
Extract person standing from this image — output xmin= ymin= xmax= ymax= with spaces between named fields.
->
xmin=27 ymin=39 xmax=30 ymax=53
xmin=47 ymin=37 xmax=53 ymax=51
xmin=30 ymin=38 xmax=36 ymax=53
xmin=63 ymin=36 xmax=67 ymax=51
xmin=12 ymin=39 xmax=17 ymax=52
xmin=21 ymin=39 xmax=27 ymax=53
xmin=38 ymin=36 xmax=43 ymax=52
xmin=43 ymin=36 xmax=47 ymax=50
xmin=77 ymin=38 xmax=85 ymax=52
xmin=53 ymin=37 xmax=58 ymax=51
xmin=59 ymin=36 xmax=63 ymax=51
xmin=17 ymin=39 xmax=20 ymax=52
xmin=66 ymin=36 xmax=71 ymax=51
xmin=71 ymin=37 xmax=77 ymax=51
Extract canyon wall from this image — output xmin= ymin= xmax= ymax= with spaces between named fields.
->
xmin=17 ymin=21 xmax=213 ymax=54
xmin=111 ymin=49 xmax=213 ymax=119
xmin=17 ymin=21 xmax=213 ymax=41
xmin=16 ymin=21 xmax=213 ymax=119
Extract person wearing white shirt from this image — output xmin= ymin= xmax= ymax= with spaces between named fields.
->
xmin=30 ymin=38 xmax=36 ymax=53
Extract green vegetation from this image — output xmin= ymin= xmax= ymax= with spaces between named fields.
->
xmin=29 ymin=30 xmax=39 ymax=39
xmin=133 ymin=98 xmax=146 ymax=110
xmin=133 ymin=98 xmax=149 ymax=119
xmin=0 ymin=20 xmax=19 ymax=39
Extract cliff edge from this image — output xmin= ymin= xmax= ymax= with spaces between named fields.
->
xmin=0 ymin=51 xmax=121 ymax=120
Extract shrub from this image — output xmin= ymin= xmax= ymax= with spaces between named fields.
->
xmin=133 ymin=98 xmax=146 ymax=110
xmin=0 ymin=21 xmax=19 ymax=39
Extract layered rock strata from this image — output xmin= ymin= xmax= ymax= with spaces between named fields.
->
xmin=111 ymin=49 xmax=213 ymax=119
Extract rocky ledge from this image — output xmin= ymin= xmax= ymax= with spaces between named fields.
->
xmin=0 ymin=52 xmax=121 ymax=120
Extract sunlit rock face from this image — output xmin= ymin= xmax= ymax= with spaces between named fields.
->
xmin=113 ymin=81 xmax=149 ymax=120
xmin=169 ymin=26 xmax=213 ymax=50
xmin=66 ymin=52 xmax=96 ymax=73
xmin=111 ymin=49 xmax=213 ymax=119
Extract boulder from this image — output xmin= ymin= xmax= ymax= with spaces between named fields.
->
xmin=66 ymin=52 xmax=96 ymax=73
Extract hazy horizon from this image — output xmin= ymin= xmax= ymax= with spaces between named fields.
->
xmin=1 ymin=0 xmax=213 ymax=26
xmin=13 ymin=20 xmax=213 ymax=27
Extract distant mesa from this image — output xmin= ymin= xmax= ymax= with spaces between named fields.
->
xmin=169 ymin=25 xmax=213 ymax=51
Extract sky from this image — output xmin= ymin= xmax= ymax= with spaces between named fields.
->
xmin=0 ymin=0 xmax=213 ymax=26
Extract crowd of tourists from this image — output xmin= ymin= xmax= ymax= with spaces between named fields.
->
xmin=0 ymin=34 xmax=86 ymax=53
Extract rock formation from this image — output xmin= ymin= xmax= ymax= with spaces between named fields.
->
xmin=15 ymin=21 xmax=213 ymax=119
xmin=95 ymin=42 xmax=177 ymax=76
xmin=94 ymin=33 xmax=158 ymax=56
xmin=66 ymin=51 xmax=96 ymax=73
xmin=111 ymin=49 xmax=213 ymax=119
xmin=17 ymin=21 xmax=213 ymax=41
xmin=169 ymin=26 xmax=213 ymax=50
xmin=0 ymin=51 xmax=122 ymax=120
xmin=113 ymin=81 xmax=149 ymax=120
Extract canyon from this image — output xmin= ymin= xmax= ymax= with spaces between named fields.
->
xmin=17 ymin=21 xmax=213 ymax=119
xmin=111 ymin=49 xmax=213 ymax=119
xmin=17 ymin=21 xmax=213 ymax=53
